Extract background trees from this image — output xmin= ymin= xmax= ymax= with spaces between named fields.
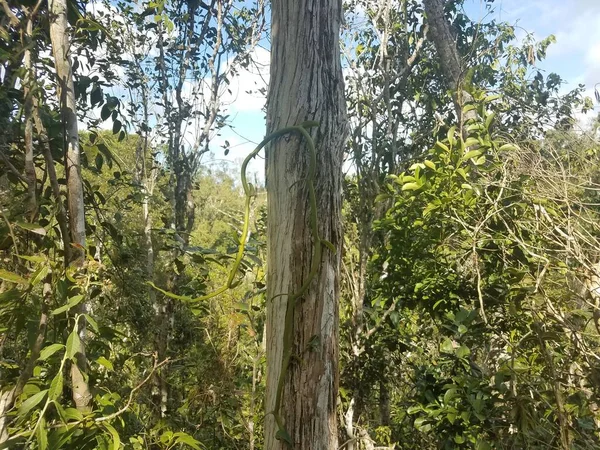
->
xmin=0 ymin=0 xmax=599 ymax=449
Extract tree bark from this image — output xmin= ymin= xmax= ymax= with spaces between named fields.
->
xmin=264 ymin=0 xmax=347 ymax=448
xmin=49 ymin=0 xmax=92 ymax=411
xmin=22 ymin=7 xmax=37 ymax=216
xmin=423 ymin=0 xmax=477 ymax=130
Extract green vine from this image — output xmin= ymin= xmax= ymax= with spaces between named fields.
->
xmin=149 ymin=121 xmax=334 ymax=446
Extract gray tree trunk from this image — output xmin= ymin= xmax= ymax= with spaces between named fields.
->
xmin=49 ymin=0 xmax=92 ymax=411
xmin=22 ymin=8 xmax=36 ymax=216
xmin=423 ymin=0 xmax=477 ymax=130
xmin=264 ymin=0 xmax=347 ymax=448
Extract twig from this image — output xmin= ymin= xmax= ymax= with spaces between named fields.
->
xmin=0 ymin=209 xmax=20 ymax=258
xmin=95 ymin=356 xmax=171 ymax=423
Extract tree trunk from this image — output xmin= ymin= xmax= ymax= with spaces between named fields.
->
xmin=22 ymin=8 xmax=36 ymax=216
xmin=49 ymin=0 xmax=92 ymax=411
xmin=264 ymin=0 xmax=347 ymax=448
xmin=423 ymin=0 xmax=477 ymax=130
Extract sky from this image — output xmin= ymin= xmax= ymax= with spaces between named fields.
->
xmin=81 ymin=0 xmax=599 ymax=175
xmin=464 ymin=0 xmax=600 ymax=98
xmin=215 ymin=0 xmax=600 ymax=175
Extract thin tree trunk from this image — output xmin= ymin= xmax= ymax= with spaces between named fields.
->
xmin=264 ymin=0 xmax=347 ymax=448
xmin=423 ymin=0 xmax=477 ymax=132
xmin=35 ymin=106 xmax=71 ymax=262
xmin=0 ymin=4 xmax=64 ymax=441
xmin=22 ymin=7 xmax=37 ymax=216
xmin=49 ymin=0 xmax=92 ymax=411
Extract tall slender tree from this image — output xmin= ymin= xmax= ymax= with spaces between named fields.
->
xmin=48 ymin=0 xmax=92 ymax=411
xmin=264 ymin=0 xmax=347 ymax=448
xmin=423 ymin=0 xmax=477 ymax=131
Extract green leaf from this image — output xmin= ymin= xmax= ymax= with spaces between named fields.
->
xmin=374 ymin=193 xmax=391 ymax=202
xmin=36 ymin=416 xmax=48 ymax=450
xmin=407 ymin=405 xmax=422 ymax=414
xmin=463 ymin=137 xmax=479 ymax=148
xmin=39 ymin=344 xmax=65 ymax=361
xmin=440 ymin=338 xmax=454 ymax=353
xmin=0 ymin=289 xmax=21 ymax=303
xmin=30 ymin=265 xmax=50 ymax=287
xmin=95 ymin=153 xmax=104 ymax=171
xmin=48 ymin=371 xmax=63 ymax=401
xmin=173 ymin=432 xmax=203 ymax=449
xmin=15 ymin=221 xmax=47 ymax=235
xmin=485 ymin=112 xmax=496 ymax=130
xmin=83 ymin=314 xmax=99 ymax=333
xmin=447 ymin=126 xmax=457 ymax=147
xmin=17 ymin=389 xmax=48 ymax=417
xmin=0 ymin=436 xmax=27 ymax=449
xmin=456 ymin=345 xmax=471 ymax=358
xmin=414 ymin=417 xmax=432 ymax=432
xmin=52 ymin=295 xmax=85 ymax=316
xmin=160 ymin=431 xmax=173 ymax=444
xmin=17 ymin=254 xmax=46 ymax=264
xmin=62 ymin=407 xmax=83 ymax=422
xmin=103 ymin=423 xmax=121 ymax=450
xmin=483 ymin=94 xmax=501 ymax=103
xmin=424 ymin=160 xmax=436 ymax=170
xmin=112 ymin=119 xmax=122 ymax=134
xmin=402 ymin=182 xmax=420 ymax=191
xmin=499 ymin=143 xmax=519 ymax=152
xmin=454 ymin=434 xmax=465 ymax=444
xmin=444 ymin=388 xmax=459 ymax=404
xmin=66 ymin=330 xmax=81 ymax=360
xmin=96 ymin=356 xmax=114 ymax=371
xmin=435 ymin=141 xmax=449 ymax=152
xmin=101 ymin=104 xmax=111 ymax=121
xmin=0 ymin=269 xmax=27 ymax=285
xmin=462 ymin=149 xmax=482 ymax=161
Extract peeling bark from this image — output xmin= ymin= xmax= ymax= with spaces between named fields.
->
xmin=265 ymin=0 xmax=347 ymax=448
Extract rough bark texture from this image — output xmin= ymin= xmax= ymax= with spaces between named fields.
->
xmin=423 ymin=0 xmax=477 ymax=128
xmin=264 ymin=1 xmax=347 ymax=448
xmin=22 ymin=10 xmax=36 ymax=216
xmin=49 ymin=0 xmax=92 ymax=411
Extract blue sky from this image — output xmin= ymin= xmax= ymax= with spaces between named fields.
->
xmin=216 ymin=0 xmax=600 ymax=174
xmin=463 ymin=0 xmax=600 ymax=95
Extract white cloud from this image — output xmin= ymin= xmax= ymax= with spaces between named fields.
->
xmin=220 ymin=47 xmax=270 ymax=113
xmin=585 ymin=41 xmax=600 ymax=87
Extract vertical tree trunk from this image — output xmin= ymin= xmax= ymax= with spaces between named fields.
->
xmin=265 ymin=0 xmax=347 ymax=448
xmin=423 ymin=0 xmax=477 ymax=130
xmin=22 ymin=8 xmax=36 ymax=216
xmin=49 ymin=0 xmax=92 ymax=411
